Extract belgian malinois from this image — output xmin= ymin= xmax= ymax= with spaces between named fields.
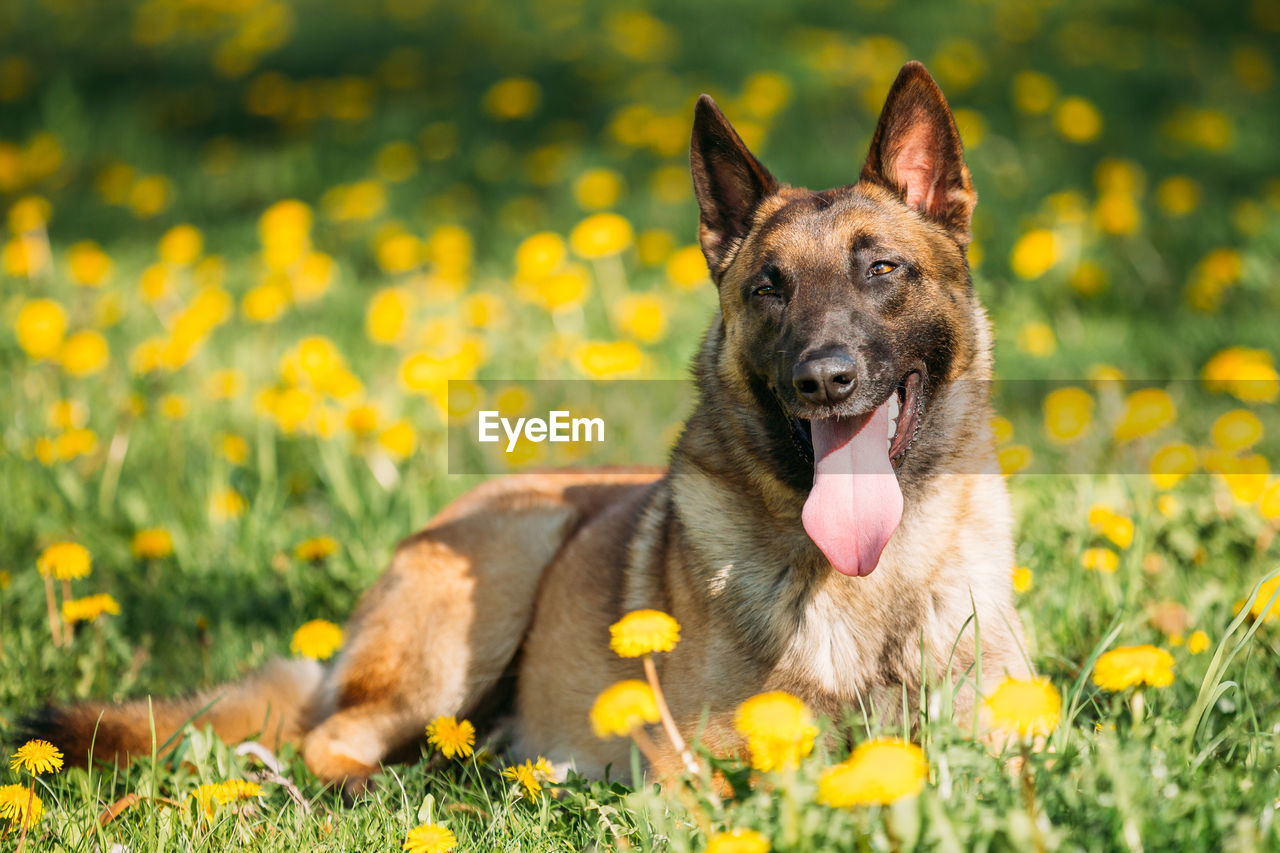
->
xmin=27 ymin=62 xmax=1031 ymax=787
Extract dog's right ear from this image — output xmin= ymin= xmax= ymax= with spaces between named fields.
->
xmin=690 ymin=95 xmax=779 ymax=276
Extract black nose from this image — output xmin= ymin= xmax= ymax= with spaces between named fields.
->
xmin=792 ymin=351 xmax=857 ymax=405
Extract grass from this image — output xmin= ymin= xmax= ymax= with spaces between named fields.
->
xmin=2 ymin=0 xmax=1280 ymax=849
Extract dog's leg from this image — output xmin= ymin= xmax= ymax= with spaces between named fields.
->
xmin=300 ymin=485 xmax=585 ymax=789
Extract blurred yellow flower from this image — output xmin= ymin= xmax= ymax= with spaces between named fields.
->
xmin=1081 ymin=547 xmax=1119 ymax=573
xmin=294 ymin=251 xmax=335 ymax=303
xmin=734 ymin=691 xmax=818 ymax=772
xmin=291 ymin=619 xmax=344 ymax=660
xmin=1043 ymin=387 xmax=1093 ymax=443
xmin=637 ymin=229 xmax=675 ymax=266
xmin=817 ymin=739 xmax=927 ymax=807
xmin=1202 ymin=347 xmax=1278 ymax=403
xmin=515 ymin=231 xmax=566 ymax=279
xmin=259 ymin=199 xmax=312 ymax=269
xmin=609 ymin=609 xmax=680 ymax=657
xmin=67 ymin=241 xmax=112 ymax=286
xmin=998 ymin=444 xmax=1032 ymax=475
xmin=985 ymin=676 xmax=1060 ymax=738
xmin=15 ymin=298 xmax=67 ymax=359
xmin=990 ymin=415 xmax=1014 ymax=445
xmin=159 ymin=394 xmax=187 ymax=420
xmin=1093 ymin=645 xmax=1174 ymax=691
xmin=1113 ymin=388 xmax=1175 ymax=441
xmin=0 ymin=782 xmax=43 ymax=829
xmin=60 ymin=330 xmax=110 ymax=377
xmin=129 ymin=174 xmax=172 ymax=217
xmin=55 ymin=428 xmax=98 ymax=460
xmin=614 ymin=294 xmax=668 ymax=343
xmin=1155 ymin=177 xmax=1200 ymax=217
xmin=524 ymin=265 xmax=591 ymax=312
xmin=219 ymin=433 xmax=250 ymax=466
xmin=243 ymin=278 xmax=291 ymax=323
xmin=1211 ymin=409 xmax=1263 ymax=453
xmin=484 ymin=77 xmax=541 ymax=119
xmin=1069 ymin=260 xmax=1107 ymax=297
xmin=132 ymin=528 xmax=174 ymax=559
xmin=1012 ymin=566 xmax=1033 ymax=593
xmin=8 ymin=195 xmax=50 ymax=232
xmin=9 ymin=739 xmax=63 ymax=775
xmin=48 ymin=399 xmax=88 ymax=430
xmin=376 ymin=141 xmax=418 ymax=183
xmin=62 ymin=593 xmax=121 ymax=624
xmin=375 ymin=228 xmax=422 ymax=274
xmin=378 ymin=420 xmax=417 ymax=460
xmin=590 ymin=680 xmax=660 ymax=738
xmin=1094 ymin=191 xmax=1141 ymax=235
xmin=294 ymin=536 xmax=338 ymax=561
xmin=159 ymin=224 xmax=203 ymax=267
xmin=569 ymin=213 xmax=633 ymax=259
xmin=1088 ymin=505 xmax=1134 ymax=549
xmin=706 ymin=828 xmax=771 ymax=853
xmin=402 ymin=822 xmax=457 ymax=853
xmin=1187 ymin=631 xmax=1211 ymax=655
xmin=573 ymin=168 xmax=625 ymax=210
xmin=666 ymin=245 xmax=709 ymax=289
xmin=38 ymin=541 xmax=91 ymax=579
xmin=1009 ymin=229 xmax=1058 ymax=279
xmin=572 ymin=340 xmax=647 ymax=378
xmin=425 ymin=715 xmax=475 ymax=759
xmin=367 ymin=287 xmax=411 ymax=344
xmin=209 ymin=488 xmax=247 ymax=521
xmin=1055 ymin=96 xmax=1103 ymax=143
xmin=1012 ymin=70 xmax=1057 ymax=115
xmin=1149 ymin=442 xmax=1197 ymax=489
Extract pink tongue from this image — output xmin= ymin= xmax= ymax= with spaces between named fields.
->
xmin=801 ymin=400 xmax=903 ymax=577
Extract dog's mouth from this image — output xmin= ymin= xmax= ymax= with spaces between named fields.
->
xmin=783 ymin=369 xmax=926 ymax=580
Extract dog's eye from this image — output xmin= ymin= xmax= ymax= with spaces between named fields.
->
xmin=752 ymin=284 xmax=775 ymax=297
xmin=869 ymin=261 xmax=898 ymax=277
xmin=753 ymin=265 xmax=783 ymax=298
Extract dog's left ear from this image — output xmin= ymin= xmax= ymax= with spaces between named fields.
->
xmin=860 ymin=61 xmax=976 ymax=245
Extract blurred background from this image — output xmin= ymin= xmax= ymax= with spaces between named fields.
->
xmin=1 ymin=0 xmax=1279 ymax=698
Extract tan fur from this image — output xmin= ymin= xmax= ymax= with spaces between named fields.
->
xmin=28 ymin=63 xmax=1030 ymax=789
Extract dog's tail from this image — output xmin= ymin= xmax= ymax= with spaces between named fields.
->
xmin=17 ymin=658 xmax=325 ymax=767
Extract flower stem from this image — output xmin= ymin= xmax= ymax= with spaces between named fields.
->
xmin=628 ymin=725 xmax=665 ymax=769
xmin=14 ymin=779 xmax=35 ymax=853
xmin=642 ymin=654 xmax=699 ymax=775
xmin=1020 ymin=741 xmax=1046 ymax=853
xmin=43 ymin=574 xmax=63 ymax=647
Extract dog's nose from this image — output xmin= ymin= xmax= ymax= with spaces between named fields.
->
xmin=793 ymin=352 xmax=857 ymax=405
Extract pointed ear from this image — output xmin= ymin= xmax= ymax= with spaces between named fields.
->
xmin=860 ymin=62 xmax=976 ymax=244
xmin=690 ymin=94 xmax=779 ymax=275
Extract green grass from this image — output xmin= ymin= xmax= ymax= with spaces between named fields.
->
xmin=3 ymin=0 xmax=1280 ymax=849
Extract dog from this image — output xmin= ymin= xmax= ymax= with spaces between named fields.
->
xmin=26 ymin=62 xmax=1031 ymax=788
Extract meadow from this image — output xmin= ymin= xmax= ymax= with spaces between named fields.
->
xmin=2 ymin=0 xmax=1280 ymax=849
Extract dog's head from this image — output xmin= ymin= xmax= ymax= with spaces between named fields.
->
xmin=689 ymin=62 xmax=983 ymax=578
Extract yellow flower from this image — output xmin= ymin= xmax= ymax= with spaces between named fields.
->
xmin=1012 ymin=566 xmax=1033 ymax=593
xmin=243 ymin=278 xmax=291 ymax=323
xmin=609 ymin=609 xmax=680 ymax=657
xmin=8 ymin=194 xmax=51 ymax=233
xmin=520 ymin=265 xmax=591 ymax=311
xmin=15 ymin=298 xmax=67 ymax=359
xmin=665 ymin=244 xmax=708 ymax=289
xmin=209 ymin=488 xmax=247 ymax=521
xmin=131 ymin=528 xmax=174 ymax=559
xmin=1010 ymin=229 xmax=1058 ymax=279
xmin=10 ymin=739 xmax=63 ymax=775
xmin=502 ymin=758 xmax=552 ymax=800
xmin=484 ymin=77 xmax=541 ymax=120
xmin=1211 ymin=409 xmax=1263 ymax=453
xmin=1149 ymin=442 xmax=1198 ymax=489
xmin=1156 ymin=176 xmax=1200 ymax=217
xmin=1012 ymin=70 xmax=1057 ymax=115
xmin=572 ymin=340 xmax=648 ymax=378
xmin=425 ymin=716 xmax=476 ymax=759
xmin=614 ymin=293 xmax=668 ymax=343
xmin=189 ymin=779 xmax=263 ymax=817
xmin=573 ymin=168 xmax=625 ymax=210
xmin=1042 ymin=387 xmax=1093 ymax=443
xmin=0 ymin=783 xmax=44 ymax=829
xmin=62 ymin=593 xmax=121 ymax=625
xmin=1055 ymin=96 xmax=1103 ymax=143
xmin=294 ymin=536 xmax=338 ymax=561
xmin=733 ymin=691 xmax=818 ymax=772
xmin=1016 ymin=322 xmax=1056 ymax=357
xmin=129 ymin=174 xmax=172 ymax=218
xmin=37 ymin=541 xmax=91 ymax=579
xmin=1187 ymin=631 xmax=1211 ymax=655
xmin=985 ymin=677 xmax=1061 ymax=738
xmin=1246 ymin=576 xmax=1280 ymax=622
xmin=1087 ymin=505 xmax=1134 ymax=549
xmin=379 ymin=420 xmax=417 ymax=460
xmin=706 ymin=828 xmax=771 ymax=853
xmin=817 ymin=738 xmax=927 ymax=807
xmin=590 ymin=680 xmax=660 ymax=738
xmin=1202 ymin=347 xmax=1279 ymax=403
xmin=1093 ymin=645 xmax=1175 ymax=691
xmin=569 ymin=212 xmax=633 ymax=259
xmin=219 ymin=433 xmax=249 ymax=466
xmin=67 ymin=240 xmax=112 ymax=286
xmin=1113 ymin=388 xmax=1176 ymax=441
xmin=375 ymin=229 xmax=422 ymax=274
xmin=366 ymin=287 xmax=411 ymax=344
xmin=403 ymin=822 xmax=457 ymax=853
xmin=998 ymin=444 xmax=1033 ymax=475
xmin=1081 ymin=547 xmax=1119 ymax=573
xmin=291 ymin=619 xmax=344 ymax=660
xmin=158 ymin=224 xmax=203 ymax=267
xmin=514 ymin=231 xmax=566 ymax=279
xmin=60 ymin=330 xmax=110 ymax=377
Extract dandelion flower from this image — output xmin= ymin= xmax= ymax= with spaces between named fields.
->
xmin=426 ymin=716 xmax=475 ymax=759
xmin=733 ymin=691 xmax=818 ymax=772
xmin=817 ymin=738 xmax=928 ymax=807
xmin=10 ymin=740 xmax=63 ymax=775
xmin=985 ymin=677 xmax=1061 ymax=738
xmin=608 ymin=609 xmax=680 ymax=657
xmin=403 ymin=822 xmax=457 ymax=853
xmin=569 ymin=212 xmax=633 ymax=259
xmin=189 ymin=779 xmax=263 ymax=817
xmin=37 ymin=541 xmax=91 ymax=580
xmin=131 ymin=528 xmax=174 ymax=559
xmin=294 ymin=536 xmax=338 ymax=561
xmin=1113 ymin=388 xmax=1176 ymax=441
xmin=502 ymin=758 xmax=552 ymax=800
xmin=14 ymin=298 xmax=67 ymax=360
xmin=62 ymin=593 xmax=121 ymax=625
xmin=0 ymin=783 xmax=43 ymax=829
xmin=1081 ymin=547 xmax=1119 ymax=573
xmin=1012 ymin=566 xmax=1033 ymax=593
xmin=590 ymin=680 xmax=660 ymax=738
xmin=1093 ymin=645 xmax=1175 ymax=691
xmin=706 ymin=827 xmax=771 ymax=853
xmin=291 ymin=619 xmax=344 ymax=660
xmin=1187 ymin=631 xmax=1211 ymax=655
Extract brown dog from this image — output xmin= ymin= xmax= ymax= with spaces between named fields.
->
xmin=27 ymin=62 xmax=1031 ymax=788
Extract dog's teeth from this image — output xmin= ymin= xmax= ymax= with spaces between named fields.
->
xmin=888 ymin=394 xmax=900 ymax=422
